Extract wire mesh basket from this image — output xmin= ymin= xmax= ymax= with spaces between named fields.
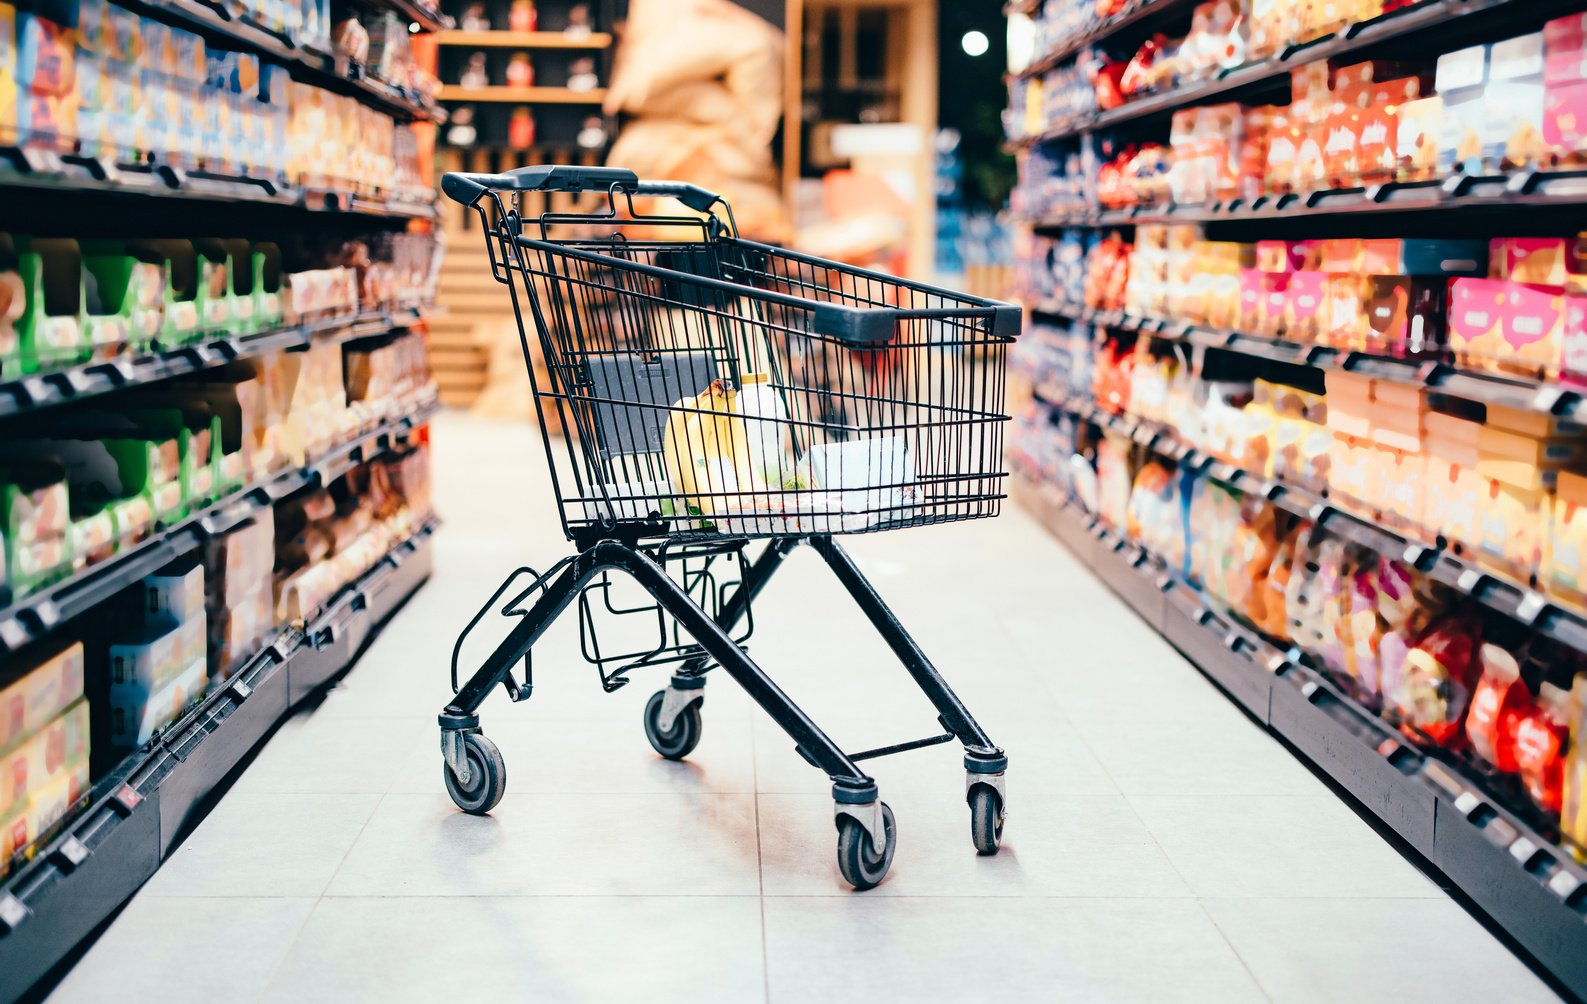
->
xmin=451 ymin=166 xmax=1021 ymax=542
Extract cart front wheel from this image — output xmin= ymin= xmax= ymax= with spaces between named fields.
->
xmin=643 ymin=689 xmax=702 ymax=760
xmin=969 ymin=785 xmax=1004 ymax=855
xmin=444 ymin=733 xmax=506 ymax=815
xmin=837 ymin=802 xmax=896 ymax=890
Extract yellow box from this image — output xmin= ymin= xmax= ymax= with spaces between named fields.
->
xmin=1476 ymin=477 xmax=1550 ymax=581
xmin=1425 ymin=455 xmax=1485 ymax=547
xmin=0 ymin=699 xmax=89 ymax=818
xmin=0 ymin=638 xmax=84 ymax=756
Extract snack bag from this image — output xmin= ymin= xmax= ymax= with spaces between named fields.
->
xmin=1515 ymin=683 xmax=1569 ymax=815
xmin=1286 ymin=527 xmax=1333 ymax=655
xmin=1257 ymin=520 xmax=1301 ymax=640
xmin=1230 ymin=497 xmax=1278 ymax=629
xmin=1387 ymin=610 xmax=1482 ymax=746
xmin=1315 ymin=538 xmax=1357 ymax=678
xmin=1466 ymin=643 xmax=1532 ymax=772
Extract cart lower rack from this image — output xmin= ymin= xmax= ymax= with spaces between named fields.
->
xmin=437 ymin=165 xmax=1021 ymax=889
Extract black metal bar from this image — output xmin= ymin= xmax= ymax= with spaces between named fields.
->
xmin=807 ymin=535 xmax=997 ymax=750
xmin=848 ymin=732 xmax=955 ymax=763
xmin=447 ymin=556 xmax=593 ymax=714
xmin=675 ymin=537 xmax=800 ymax=677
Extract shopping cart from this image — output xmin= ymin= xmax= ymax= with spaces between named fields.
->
xmin=438 ymin=165 xmax=1021 ymax=889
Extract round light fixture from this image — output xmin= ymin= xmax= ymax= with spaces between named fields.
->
xmin=961 ymin=30 xmax=990 ymax=57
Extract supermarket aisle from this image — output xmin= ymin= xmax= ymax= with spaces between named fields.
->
xmin=51 ymin=413 xmax=1559 ymax=1004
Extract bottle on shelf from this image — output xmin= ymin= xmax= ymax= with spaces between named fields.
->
xmin=446 ymin=105 xmax=478 ymax=146
xmin=509 ymin=0 xmax=538 ymax=32
xmin=459 ymin=2 xmax=490 ymax=31
xmin=576 ymin=115 xmax=607 ymax=149
xmin=565 ymin=2 xmax=592 ymax=39
xmin=568 ymin=56 xmax=598 ymax=92
xmin=508 ymin=107 xmax=536 ymax=149
xmin=505 ymin=53 xmax=534 ymax=88
xmin=459 ymin=52 xmax=489 ymax=89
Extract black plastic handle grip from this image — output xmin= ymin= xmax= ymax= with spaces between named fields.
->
xmin=632 ymin=180 xmax=722 ymax=213
xmin=441 ymin=165 xmax=641 ymax=205
xmin=441 ymin=165 xmax=723 ymax=213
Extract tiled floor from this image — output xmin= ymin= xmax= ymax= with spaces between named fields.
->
xmin=49 ymin=414 xmax=1562 ymax=1003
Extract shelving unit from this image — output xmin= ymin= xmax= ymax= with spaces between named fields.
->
xmin=1030 ymin=301 xmax=1587 ymax=420
xmin=0 ymin=517 xmax=436 ymax=1003
xmin=112 ymin=0 xmax=444 ymax=123
xmin=1010 ymin=0 xmax=1587 ymax=992
xmin=0 ymin=0 xmax=447 ymax=993
xmin=437 ymin=84 xmax=606 ymax=102
xmin=1008 ymin=0 xmax=1584 ymax=148
xmin=436 ymin=29 xmax=612 ymax=47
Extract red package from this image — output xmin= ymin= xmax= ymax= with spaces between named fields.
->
xmin=1514 ymin=684 xmax=1570 ymax=814
xmin=1091 ymin=58 xmax=1129 ymax=111
xmin=1466 ymin=644 xmax=1532 ymax=772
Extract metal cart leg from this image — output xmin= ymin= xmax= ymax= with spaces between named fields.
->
xmin=645 ymin=538 xmax=800 ymax=760
xmin=439 ymin=539 xmax=896 ymax=887
xmin=808 ymin=534 xmax=1009 ymax=854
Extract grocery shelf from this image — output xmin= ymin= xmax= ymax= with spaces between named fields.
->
xmin=1028 ymin=300 xmax=1587 ymax=421
xmin=108 ymin=0 xmax=442 ymax=123
xmin=0 ymin=394 xmax=439 ymax=656
xmin=1024 ymin=170 xmax=1587 ymax=231
xmin=0 ymin=306 xmax=425 ymax=422
xmin=1012 ymin=0 xmax=1188 ymax=80
xmin=437 ymin=85 xmax=608 ymax=103
xmin=1033 ymin=386 xmax=1587 ymax=666
xmin=0 ymin=146 xmax=439 ymax=222
xmin=0 ymin=519 xmax=436 ymax=1003
xmin=436 ymin=29 xmax=613 ymax=47
xmin=1014 ymin=473 xmax=1587 ymax=999
xmin=1010 ymin=0 xmax=1580 ymax=146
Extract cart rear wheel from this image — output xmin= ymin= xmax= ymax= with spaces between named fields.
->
xmin=444 ymin=733 xmax=506 ymax=815
xmin=969 ymin=785 xmax=1003 ymax=855
xmin=836 ymin=802 xmax=896 ymax=890
xmin=643 ymin=689 xmax=702 ymax=760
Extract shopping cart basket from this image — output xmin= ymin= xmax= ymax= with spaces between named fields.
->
xmin=438 ymin=165 xmax=1021 ymax=889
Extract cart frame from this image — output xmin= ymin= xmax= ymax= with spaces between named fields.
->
xmin=437 ymin=166 xmax=1017 ymax=889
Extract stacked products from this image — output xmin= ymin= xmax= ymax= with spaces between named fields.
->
xmin=0 ymin=326 xmax=433 ymax=605
xmin=1014 ymin=17 xmax=1587 ymax=196
xmin=0 ymin=639 xmax=87 ymax=877
xmin=0 ymin=0 xmax=434 ymax=201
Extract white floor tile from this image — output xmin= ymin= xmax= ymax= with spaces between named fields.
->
xmin=762 ymin=896 xmax=1266 ymax=1004
xmin=325 ymin=792 xmax=762 ymax=897
xmin=1128 ymin=794 xmax=1445 ymax=899
xmin=50 ymin=896 xmax=315 ymax=1004
xmin=1203 ymin=898 xmax=1560 ymax=1003
xmin=263 ymin=895 xmax=765 ymax=1004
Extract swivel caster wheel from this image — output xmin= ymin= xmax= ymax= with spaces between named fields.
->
xmin=968 ymin=785 xmax=1004 ymax=855
xmin=643 ymin=688 xmax=702 ymax=760
xmin=836 ymin=802 xmax=896 ymax=890
xmin=443 ymin=732 xmax=506 ymax=815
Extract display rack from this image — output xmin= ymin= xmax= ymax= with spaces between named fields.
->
xmin=1017 ymin=469 xmax=1587 ymax=1000
xmin=0 ymin=516 xmax=436 ymax=1003
xmin=1031 ymin=301 xmax=1587 ymax=420
xmin=1009 ymin=0 xmax=1584 ymax=148
xmin=112 ymin=0 xmax=443 ymax=123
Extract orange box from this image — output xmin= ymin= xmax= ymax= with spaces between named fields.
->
xmin=1329 ymin=432 xmax=1372 ymax=504
xmin=1376 ymin=447 xmax=1426 ymax=533
xmin=1485 ymin=403 xmax=1587 ymax=438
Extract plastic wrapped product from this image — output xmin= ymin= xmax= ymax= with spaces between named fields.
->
xmin=1516 ymin=683 xmax=1571 ymax=816
xmin=1385 ymin=610 xmax=1483 ymax=746
xmin=1466 ymin=643 xmax=1532 ymax=772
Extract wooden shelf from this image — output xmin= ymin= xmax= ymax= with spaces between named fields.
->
xmin=438 ymin=85 xmax=607 ymax=103
xmin=436 ymin=29 xmax=612 ymax=48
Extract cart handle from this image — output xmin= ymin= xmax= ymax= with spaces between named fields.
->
xmin=441 ymin=166 xmax=724 ymax=213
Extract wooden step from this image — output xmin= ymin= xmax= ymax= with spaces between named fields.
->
xmin=437 ymin=291 xmax=518 ymax=314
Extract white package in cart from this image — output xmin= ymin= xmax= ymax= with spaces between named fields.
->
xmin=809 ymin=437 xmax=919 ymax=525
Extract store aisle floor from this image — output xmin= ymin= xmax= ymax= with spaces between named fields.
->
xmin=50 ymin=413 xmax=1560 ymax=1004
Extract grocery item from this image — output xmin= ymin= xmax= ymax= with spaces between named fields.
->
xmin=661 ymin=379 xmax=762 ymax=517
xmin=1384 ymin=609 xmax=1482 ymax=746
xmin=0 ymin=638 xmax=83 ymax=755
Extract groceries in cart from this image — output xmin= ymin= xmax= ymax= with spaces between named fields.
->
xmin=581 ymin=355 xmax=921 ymax=536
